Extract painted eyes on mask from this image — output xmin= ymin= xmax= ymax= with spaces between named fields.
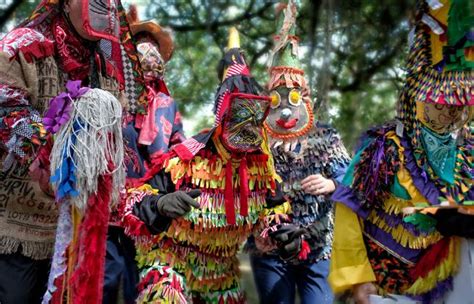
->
xmin=288 ymin=89 xmax=302 ymax=106
xmin=270 ymin=91 xmax=281 ymax=109
xmin=237 ymin=109 xmax=251 ymax=120
xmin=270 ymin=90 xmax=302 ymax=108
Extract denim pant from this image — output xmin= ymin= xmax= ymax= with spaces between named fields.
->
xmin=103 ymin=226 xmax=139 ymax=304
xmin=250 ymin=254 xmax=333 ymax=304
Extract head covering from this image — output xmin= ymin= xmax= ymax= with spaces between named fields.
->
xmin=20 ymin=0 xmax=148 ymax=114
xmin=398 ymin=0 xmax=473 ymax=125
xmin=127 ymin=5 xmax=174 ymax=63
xmin=264 ymin=0 xmax=314 ymax=141
xmin=267 ymin=0 xmax=310 ymax=103
xmin=171 ymin=27 xmax=268 ymax=160
xmin=397 ymin=0 xmax=473 ymax=206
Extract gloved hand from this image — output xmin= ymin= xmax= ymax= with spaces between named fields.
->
xmin=269 ymin=224 xmax=309 ymax=261
xmin=266 ymin=181 xmax=286 ymax=208
xmin=433 ymin=209 xmax=474 ymax=238
xmin=157 ymin=189 xmax=201 ymax=218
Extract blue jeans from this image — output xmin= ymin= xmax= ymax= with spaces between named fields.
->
xmin=103 ymin=226 xmax=138 ymax=304
xmin=250 ymin=254 xmax=333 ymax=304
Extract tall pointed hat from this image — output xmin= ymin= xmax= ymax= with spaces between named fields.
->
xmin=398 ymin=0 xmax=473 ymax=125
xmin=170 ymin=27 xmax=268 ymax=161
xmin=267 ymin=0 xmax=309 ymax=100
xmin=264 ymin=0 xmax=314 ymax=141
xmin=397 ymin=0 xmax=473 ymax=206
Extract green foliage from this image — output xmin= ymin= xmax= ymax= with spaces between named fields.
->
xmin=147 ymin=0 xmax=413 ymax=149
xmin=2 ymin=0 xmax=415 ymax=149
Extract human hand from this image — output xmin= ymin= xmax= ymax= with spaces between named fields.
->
xmin=301 ymin=174 xmax=336 ymax=195
xmin=352 ymin=282 xmax=377 ymax=304
xmin=269 ymin=224 xmax=309 ymax=260
xmin=157 ymin=189 xmax=201 ymax=218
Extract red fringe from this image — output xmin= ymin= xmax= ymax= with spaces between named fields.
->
xmin=239 ymin=157 xmax=249 ymax=217
xmin=17 ymin=40 xmax=55 ymax=63
xmin=123 ymin=212 xmax=152 ymax=238
xmin=298 ymin=239 xmax=311 ymax=261
xmin=136 ymin=152 xmax=174 ymax=185
xmin=225 ymin=162 xmax=236 ymax=225
xmin=409 ymin=237 xmax=451 ymax=279
xmin=69 ymin=174 xmax=111 ymax=304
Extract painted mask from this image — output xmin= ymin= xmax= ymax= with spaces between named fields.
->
xmin=221 ymin=93 xmax=270 ymax=153
xmin=264 ymin=85 xmax=313 ymax=138
xmin=66 ymin=0 xmax=120 ymax=42
xmin=416 ymin=101 xmax=473 ymax=134
xmin=136 ymin=37 xmax=165 ymax=81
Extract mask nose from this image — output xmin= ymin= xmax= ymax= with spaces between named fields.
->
xmin=280 ymin=108 xmax=292 ymax=121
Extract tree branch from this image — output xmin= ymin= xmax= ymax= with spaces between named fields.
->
xmin=166 ymin=2 xmax=273 ymax=32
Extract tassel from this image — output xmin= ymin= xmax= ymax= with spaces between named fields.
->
xmin=224 ymin=162 xmax=236 ymax=225
xmin=298 ymin=239 xmax=310 ymax=261
xmin=70 ymin=173 xmax=111 ymax=304
xmin=409 ymin=237 xmax=451 ymax=279
xmin=239 ymin=157 xmax=249 ymax=217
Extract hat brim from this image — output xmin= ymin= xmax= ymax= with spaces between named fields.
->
xmin=130 ymin=22 xmax=174 ymax=63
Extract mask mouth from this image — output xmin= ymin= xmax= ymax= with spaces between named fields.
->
xmin=276 ymin=118 xmax=298 ymax=129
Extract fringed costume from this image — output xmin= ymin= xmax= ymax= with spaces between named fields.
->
xmin=329 ymin=1 xmax=473 ymax=303
xmin=122 ymin=28 xmax=283 ymax=303
xmin=246 ymin=2 xmax=350 ymax=303
xmin=0 ymin=0 xmax=147 ymax=303
xmin=104 ymin=8 xmax=185 ymax=303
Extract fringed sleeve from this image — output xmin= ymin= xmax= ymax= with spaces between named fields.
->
xmin=122 ymin=171 xmax=175 ymax=237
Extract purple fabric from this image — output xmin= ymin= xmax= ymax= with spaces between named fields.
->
xmin=43 ymin=80 xmax=89 ymax=134
xmin=364 ymin=138 xmax=385 ymax=201
xmin=374 ymin=208 xmax=422 ymax=237
xmin=364 ymin=221 xmax=422 ymax=263
xmin=331 ymin=184 xmax=370 ymax=219
xmin=399 ymin=136 xmax=441 ymax=206
xmin=409 ymin=276 xmax=453 ymax=304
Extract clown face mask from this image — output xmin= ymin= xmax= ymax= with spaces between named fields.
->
xmin=65 ymin=0 xmax=120 ymax=42
xmin=264 ymin=86 xmax=313 ymax=139
xmin=136 ymin=37 xmax=165 ymax=81
xmin=221 ymin=94 xmax=270 ymax=153
xmin=416 ymin=101 xmax=473 ymax=134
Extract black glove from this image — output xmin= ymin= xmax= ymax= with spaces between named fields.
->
xmin=266 ymin=181 xmax=286 ymax=208
xmin=433 ymin=209 xmax=474 ymax=238
xmin=269 ymin=224 xmax=309 ymax=261
xmin=157 ymin=189 xmax=201 ymax=218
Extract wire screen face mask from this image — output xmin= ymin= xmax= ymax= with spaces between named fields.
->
xmin=221 ymin=93 xmax=270 ymax=153
xmin=71 ymin=0 xmax=121 ymax=42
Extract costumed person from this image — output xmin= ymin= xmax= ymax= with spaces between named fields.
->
xmin=329 ymin=0 xmax=473 ymax=303
xmin=103 ymin=6 xmax=185 ymax=304
xmin=122 ymin=27 xmax=284 ymax=303
xmin=0 ymin=0 xmax=146 ymax=303
xmin=246 ymin=1 xmax=351 ymax=303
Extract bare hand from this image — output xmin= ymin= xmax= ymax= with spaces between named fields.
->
xmin=352 ymin=282 xmax=377 ymax=304
xmin=301 ymin=174 xmax=336 ymax=195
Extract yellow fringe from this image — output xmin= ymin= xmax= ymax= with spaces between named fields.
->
xmin=127 ymin=183 xmax=159 ymax=194
xmin=367 ymin=210 xmax=442 ymax=250
xmin=383 ymin=196 xmax=413 ymax=215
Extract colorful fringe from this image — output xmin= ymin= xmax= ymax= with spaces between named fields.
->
xmin=333 ymin=122 xmax=466 ymax=301
xmin=125 ymin=140 xmax=278 ymax=301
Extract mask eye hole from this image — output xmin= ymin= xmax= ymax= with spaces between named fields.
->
xmin=288 ymin=89 xmax=302 ymax=106
xmin=270 ymin=91 xmax=281 ymax=109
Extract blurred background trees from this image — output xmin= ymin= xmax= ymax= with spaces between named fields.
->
xmin=1 ymin=0 xmax=415 ymax=150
